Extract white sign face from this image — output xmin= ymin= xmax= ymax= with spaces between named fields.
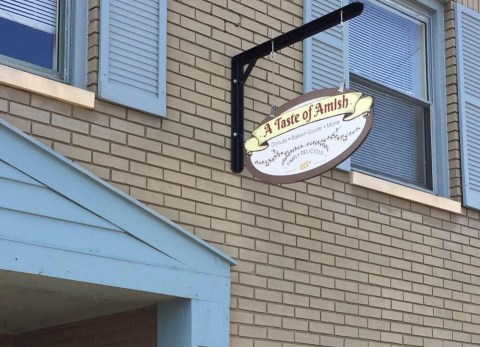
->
xmin=245 ymin=89 xmax=374 ymax=184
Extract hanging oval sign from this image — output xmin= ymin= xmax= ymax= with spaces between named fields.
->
xmin=245 ymin=88 xmax=374 ymax=184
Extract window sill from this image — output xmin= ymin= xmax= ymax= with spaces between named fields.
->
xmin=350 ymin=171 xmax=462 ymax=214
xmin=0 ymin=65 xmax=95 ymax=109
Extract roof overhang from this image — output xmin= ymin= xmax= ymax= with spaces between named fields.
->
xmin=0 ymin=119 xmax=236 ymax=334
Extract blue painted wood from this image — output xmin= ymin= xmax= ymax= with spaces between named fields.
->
xmin=98 ymin=0 xmax=167 ymax=117
xmin=0 ymin=208 xmax=186 ymax=269
xmin=0 ymin=177 xmax=121 ymax=230
xmin=0 ymin=118 xmax=234 ymax=344
xmin=456 ymin=3 xmax=480 ymax=210
xmin=0 ymin=120 xmax=235 ymax=276
xmin=423 ymin=0 xmax=449 ymax=198
xmin=157 ymin=299 xmax=231 ymax=347
xmin=70 ymin=0 xmax=89 ymax=88
xmin=0 ymin=238 xmax=231 ymax=303
xmin=157 ymin=300 xmax=192 ymax=347
xmin=0 ymin=160 xmax=43 ymax=186
xmin=192 ymin=299 xmax=230 ymax=347
xmin=304 ymin=0 xmax=350 ymax=172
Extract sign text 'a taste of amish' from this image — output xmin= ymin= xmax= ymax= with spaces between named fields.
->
xmin=245 ymin=89 xmax=374 ymax=184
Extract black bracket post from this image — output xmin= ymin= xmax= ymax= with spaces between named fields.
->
xmin=231 ymin=2 xmax=364 ymax=173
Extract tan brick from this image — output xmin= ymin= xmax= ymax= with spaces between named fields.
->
xmin=335 ymin=325 xmax=358 ymax=338
xmin=179 ymin=211 xmax=210 ymax=228
xmin=111 ymin=143 xmax=145 ymax=162
xmin=11 ymin=102 xmax=50 ymax=123
xmin=73 ymin=133 xmax=109 ymax=152
xmin=91 ymin=124 xmax=126 ymax=143
xmin=111 ymin=171 xmax=146 ymax=188
xmin=252 ymin=315 xmax=281 ymax=330
xmin=0 ymin=113 xmax=31 ymax=132
xmin=267 ymin=328 xmax=294 ymax=342
xmin=73 ymin=107 xmax=109 ymax=126
xmin=92 ymin=152 xmax=128 ymax=171
xmin=320 ymin=335 xmax=345 ymax=347
xmin=32 ymin=123 xmax=71 ymax=142
xmin=54 ymin=143 xmax=91 ymax=162
xmin=225 ymin=234 xmax=254 ymax=249
xmin=238 ymin=298 xmax=266 ymax=313
xmin=128 ymin=135 xmax=162 ymax=153
xmin=52 ymin=114 xmax=89 ymax=133
xmin=31 ymin=94 xmax=72 ymax=116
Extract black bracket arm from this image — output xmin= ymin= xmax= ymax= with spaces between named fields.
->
xmin=230 ymin=2 xmax=364 ymax=173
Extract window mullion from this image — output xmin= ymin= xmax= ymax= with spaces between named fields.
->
xmin=350 ymin=73 xmax=431 ymax=107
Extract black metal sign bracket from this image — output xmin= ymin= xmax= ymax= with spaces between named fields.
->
xmin=230 ymin=2 xmax=364 ymax=173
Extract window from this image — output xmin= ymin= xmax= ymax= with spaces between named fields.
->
xmin=349 ymin=0 xmax=432 ymax=190
xmin=304 ymin=0 xmax=448 ymax=196
xmin=0 ymin=0 xmax=167 ymax=117
xmin=0 ymin=0 xmax=67 ymax=79
xmin=0 ymin=0 xmax=87 ymax=86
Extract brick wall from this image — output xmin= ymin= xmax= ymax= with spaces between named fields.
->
xmin=445 ymin=1 xmax=462 ymax=201
xmin=87 ymin=0 xmax=100 ymax=93
xmin=0 ymin=0 xmax=480 ymax=346
xmin=10 ymin=307 xmax=156 ymax=347
xmin=0 ymin=334 xmax=15 ymax=347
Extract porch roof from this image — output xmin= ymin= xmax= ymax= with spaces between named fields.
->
xmin=0 ymin=119 xmax=235 ymax=333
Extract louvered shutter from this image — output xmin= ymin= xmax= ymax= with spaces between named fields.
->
xmin=99 ymin=0 xmax=167 ymax=117
xmin=456 ymin=4 xmax=480 ymax=210
xmin=0 ymin=0 xmax=57 ymax=33
xmin=304 ymin=0 xmax=350 ymax=171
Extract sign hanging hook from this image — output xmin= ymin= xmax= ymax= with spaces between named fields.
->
xmin=338 ymin=0 xmax=346 ymax=93
xmin=270 ymin=30 xmax=277 ymax=117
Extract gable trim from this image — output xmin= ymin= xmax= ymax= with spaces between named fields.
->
xmin=0 ymin=119 xmax=236 ymax=275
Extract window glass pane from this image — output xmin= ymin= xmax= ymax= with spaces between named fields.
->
xmin=351 ymin=79 xmax=431 ymax=189
xmin=0 ymin=0 xmax=57 ymax=70
xmin=350 ymin=0 xmax=427 ymax=99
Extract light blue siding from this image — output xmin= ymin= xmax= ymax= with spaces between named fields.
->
xmin=0 ymin=120 xmax=235 ymax=275
xmin=0 ymin=177 xmax=120 ymax=230
xmin=456 ymin=3 xmax=480 ymax=210
xmin=0 ymin=160 xmax=43 ymax=186
xmin=0 ymin=237 xmax=231 ymax=303
xmin=0 ymin=118 xmax=234 ymax=305
xmin=98 ymin=0 xmax=167 ymax=117
xmin=0 ymin=209 xmax=185 ymax=269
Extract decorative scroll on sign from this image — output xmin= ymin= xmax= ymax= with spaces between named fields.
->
xmin=245 ymin=88 xmax=374 ymax=184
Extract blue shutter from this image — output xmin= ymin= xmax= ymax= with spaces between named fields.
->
xmin=99 ymin=0 xmax=167 ymax=117
xmin=456 ymin=4 xmax=480 ymax=210
xmin=304 ymin=0 xmax=350 ymax=171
